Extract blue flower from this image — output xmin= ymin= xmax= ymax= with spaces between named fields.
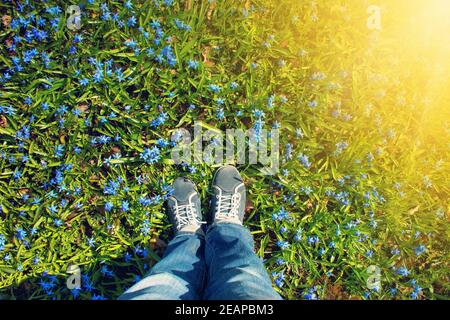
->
xmin=82 ymin=274 xmax=94 ymax=292
xmin=32 ymin=197 xmax=41 ymax=205
xmin=161 ymin=45 xmax=177 ymax=66
xmin=174 ymin=18 xmax=191 ymax=31
xmin=121 ymin=200 xmax=130 ymax=212
xmin=103 ymin=179 xmax=120 ymax=195
xmin=46 ymin=6 xmax=62 ymax=15
xmin=71 ymin=288 xmax=80 ymax=299
xmin=47 ymin=204 xmax=58 ymax=214
xmin=13 ymin=169 xmax=22 ymax=181
xmin=272 ymin=271 xmax=285 ymax=288
xmin=0 ymin=234 xmax=6 ymax=251
xmin=53 ymin=218 xmax=63 ymax=227
xmin=140 ymin=219 xmax=151 ymax=236
xmin=285 ymin=143 xmax=293 ymax=160
xmin=93 ymin=69 xmax=104 ymax=83
xmin=100 ymin=265 xmax=113 ymax=277
xmin=423 ymin=176 xmax=432 ymax=188
xmin=415 ymin=244 xmax=426 ymax=256
xmin=311 ymin=72 xmax=326 ymax=80
xmin=397 ymin=266 xmax=409 ymax=277
xmin=308 ymin=100 xmax=318 ymax=108
xmin=303 ymin=287 xmax=319 ymax=300
xmin=115 ymin=68 xmax=125 ymax=82
xmin=276 ymin=240 xmax=289 ymax=250
xmin=133 ymin=275 xmax=142 ymax=283
xmin=307 ymin=235 xmax=319 ymax=245
xmin=294 ymin=229 xmax=303 ymax=241
xmin=156 ymin=138 xmax=170 ymax=148
xmin=140 ymin=146 xmax=161 ymax=164
xmin=216 ymin=107 xmax=224 ymax=119
xmin=252 ymin=109 xmax=265 ymax=119
xmin=390 ymin=288 xmax=397 ymax=296
xmin=267 ymin=95 xmax=275 ymax=108
xmin=15 ymin=227 xmax=27 ymax=241
xmin=334 ymin=191 xmax=351 ymax=206
xmin=24 ymin=96 xmax=33 ymax=105
xmin=125 ymin=0 xmax=133 ymax=9
xmin=187 ymin=59 xmax=199 ymax=69
xmin=124 ymin=252 xmax=132 ymax=263
xmin=208 ymin=84 xmax=221 ymax=93
xmin=272 ymin=207 xmax=289 ymax=221
xmin=335 ymin=141 xmax=349 ymax=156
xmin=80 ymin=78 xmax=89 ymax=86
xmin=150 ymin=112 xmax=168 ymax=127
xmin=87 ymin=237 xmax=96 ymax=248
xmin=105 ymin=202 xmax=113 ymax=212
xmin=127 ymin=16 xmax=137 ymax=27
xmin=54 ymin=144 xmax=64 ymax=158
xmin=297 ymin=153 xmax=311 ymax=169
xmin=300 ymin=186 xmax=313 ymax=195
xmin=73 ymin=34 xmax=83 ymax=43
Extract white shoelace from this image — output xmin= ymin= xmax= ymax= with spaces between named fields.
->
xmin=174 ymin=202 xmax=202 ymax=228
xmin=215 ymin=193 xmax=241 ymax=220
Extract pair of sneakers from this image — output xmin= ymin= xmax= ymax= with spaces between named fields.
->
xmin=166 ymin=165 xmax=246 ymax=234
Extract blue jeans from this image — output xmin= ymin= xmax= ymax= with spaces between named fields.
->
xmin=119 ymin=223 xmax=281 ymax=300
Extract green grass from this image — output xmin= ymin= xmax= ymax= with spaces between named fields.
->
xmin=0 ymin=0 xmax=448 ymax=300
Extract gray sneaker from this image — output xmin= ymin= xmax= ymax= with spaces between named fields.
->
xmin=166 ymin=177 xmax=204 ymax=234
xmin=210 ymin=165 xmax=246 ymax=225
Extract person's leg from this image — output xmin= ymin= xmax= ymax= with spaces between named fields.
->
xmin=119 ymin=231 xmax=205 ymax=300
xmin=119 ymin=177 xmax=206 ymax=300
xmin=203 ymin=165 xmax=281 ymax=300
xmin=203 ymin=222 xmax=281 ymax=300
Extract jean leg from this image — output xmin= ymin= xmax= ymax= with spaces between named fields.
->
xmin=119 ymin=232 xmax=206 ymax=300
xmin=203 ymin=223 xmax=281 ymax=300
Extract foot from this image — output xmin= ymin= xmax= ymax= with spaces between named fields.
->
xmin=166 ymin=177 xmax=204 ymax=234
xmin=210 ymin=165 xmax=246 ymax=225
